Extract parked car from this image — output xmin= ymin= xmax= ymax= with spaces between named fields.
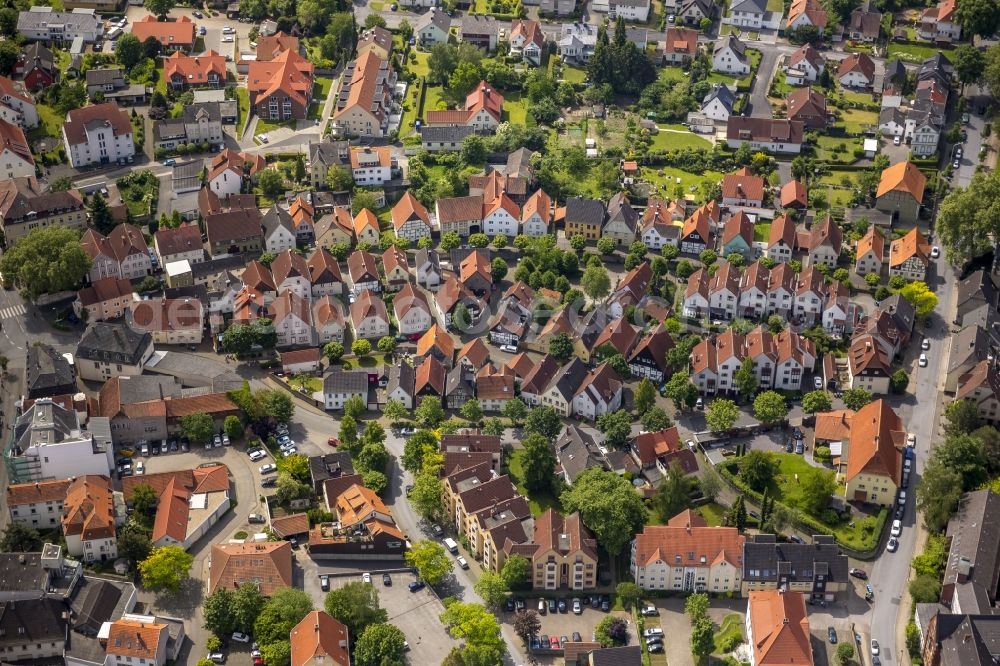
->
xmin=849 ymin=568 xmax=867 ymax=579
xmin=548 ymin=598 xmax=557 ymax=613
xmin=232 ymin=632 xmax=251 ymax=643
xmin=282 ymin=447 xmax=298 ymax=457
xmin=641 ymin=605 xmax=658 ymax=616
xmin=648 ymin=643 xmax=664 ymax=653
xmin=540 ymin=636 xmax=550 ymax=649
xmin=261 ymin=476 xmax=278 ymax=487
xmin=886 ymin=536 xmax=899 ymax=553
xmin=410 ymin=580 xmax=426 ymax=593
xmin=538 ymin=599 xmax=546 ymax=614
xmin=572 ymin=632 xmax=582 ymax=642
xmin=249 ymin=449 xmax=266 ymax=461
xmin=828 ymin=627 xmax=837 ymax=644
xmin=557 ymin=598 xmax=567 ymax=613
xmin=248 ymin=514 xmax=266 ymax=524
xmin=919 ymin=353 xmax=928 ymax=367
xmin=573 ymin=598 xmax=582 ymax=614
xmin=646 ymin=636 xmax=663 ymax=647
xmin=643 ymin=628 xmax=664 ymax=638
xmin=871 ymin=640 xmax=880 ymax=656
xmin=382 ymin=573 xmax=392 ymax=586
xmin=260 ymin=463 xmax=277 ymax=475
xmin=931 ymin=246 xmax=940 ymax=258
xmin=898 ymin=490 xmax=907 ymax=505
xmin=362 ymin=573 xmax=372 ymax=584
xmin=320 ymin=575 xmax=330 ymax=591
xmin=550 ymin=635 xmax=560 ymax=649
xmin=135 ymin=461 xmax=145 ymax=475
xmin=457 ymin=556 xmax=469 ymax=569
xmin=530 ymin=635 xmax=540 ymax=651
xmin=208 ymin=653 xmax=225 ymax=664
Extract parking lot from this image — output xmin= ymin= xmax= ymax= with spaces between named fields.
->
xmin=499 ymin=597 xmax=629 ymax=654
xmin=303 ymin=571 xmax=459 ymax=665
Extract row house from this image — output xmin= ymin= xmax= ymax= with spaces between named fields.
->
xmin=640 ymin=199 xmax=684 ymax=250
xmin=131 ymin=297 xmax=204 ymax=345
xmin=435 ymin=276 xmax=486 ymax=329
xmin=889 ymin=227 xmax=931 ymax=282
xmin=164 ymin=51 xmax=225 ymax=90
xmin=350 ymin=288 xmax=390 ymax=341
xmin=691 ymin=326 xmax=816 ymax=394
xmin=74 ymin=277 xmax=133 ymax=322
xmin=628 ymin=323 xmax=674 ymax=383
xmin=81 ymin=224 xmax=151 ymax=282
xmin=394 ymin=283 xmax=433 ymax=336
xmin=855 ymin=225 xmax=885 ymax=276
xmin=508 ymin=509 xmax=599 ymax=591
xmin=0 ymin=177 xmax=86 ymax=244
xmin=0 ymin=76 xmax=38 ymax=129
xmin=608 ymin=261 xmax=652 ymax=319
xmin=131 ymin=15 xmax=195 ymax=52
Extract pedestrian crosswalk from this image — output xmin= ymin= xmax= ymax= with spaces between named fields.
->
xmin=0 ymin=304 xmax=25 ymax=319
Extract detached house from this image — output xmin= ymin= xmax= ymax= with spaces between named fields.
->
xmin=726 ymin=0 xmax=767 ymax=29
xmin=392 ymin=191 xmax=432 ymax=243
xmin=662 ymin=27 xmax=700 ymax=64
xmin=786 ymin=0 xmax=827 ymax=31
xmin=785 ymin=44 xmax=824 ymax=85
xmin=918 ymin=0 xmax=961 ymax=41
xmin=726 ymin=117 xmax=804 ymax=154
xmin=350 ymin=288 xmax=390 ymax=340
xmin=510 ymin=19 xmax=545 ymax=66
xmin=425 ymin=81 xmax=504 ymax=133
xmin=721 ymin=167 xmax=765 ymax=208
xmin=843 ymin=399 xmax=905 ymax=507
xmin=416 ymin=9 xmax=450 ymax=46
xmin=855 ymin=225 xmax=885 ymax=276
xmin=876 ymin=161 xmax=927 ymax=225
xmin=640 ymin=199 xmax=683 ymax=250
xmin=62 ymin=102 xmax=134 ymax=168
xmin=837 ymin=52 xmax=876 ymax=89
xmin=394 ymin=283 xmax=433 ymax=336
xmin=799 ymin=215 xmax=842 ymax=269
xmin=564 ymin=197 xmax=606 ymax=241
xmin=713 ymin=34 xmax=750 ymax=76
xmin=785 ymin=87 xmax=828 ymax=130
xmin=889 ymin=227 xmax=931 ymax=282
xmin=348 ymin=250 xmax=381 ymax=294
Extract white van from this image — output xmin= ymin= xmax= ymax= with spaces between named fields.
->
xmin=106 ymin=26 xmax=123 ymax=40
xmin=443 ymin=537 xmax=458 ymax=554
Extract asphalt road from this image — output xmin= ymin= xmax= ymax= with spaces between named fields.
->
xmin=867 ymin=253 xmax=957 ymax=666
xmin=747 ymin=45 xmax=782 ymax=118
xmin=953 ymin=87 xmax=989 ymax=189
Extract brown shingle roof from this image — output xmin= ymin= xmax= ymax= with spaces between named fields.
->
xmin=748 ymin=590 xmax=812 ymax=666
xmin=721 ymin=167 xmax=765 ymax=202
xmin=6 ymin=479 xmax=71 ymax=506
xmin=846 ymin=399 xmax=904 ymax=483
xmin=155 ymin=222 xmax=203 ymax=258
xmin=290 ymin=611 xmax=350 ymax=666
xmin=209 ymin=541 xmax=294 ymax=596
xmin=63 ymin=102 xmax=132 ymax=145
xmin=105 ymin=619 xmax=167 ymax=659
xmin=889 ymin=227 xmax=930 ymax=268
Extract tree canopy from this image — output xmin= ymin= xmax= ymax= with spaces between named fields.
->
xmin=560 ymin=467 xmax=647 ymax=555
xmin=324 ymin=581 xmax=388 ymax=639
xmin=0 ymin=226 xmax=91 ymax=299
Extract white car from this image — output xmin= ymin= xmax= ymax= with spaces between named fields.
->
xmin=871 ymin=639 xmax=880 ymax=656
xmin=249 ymin=449 xmax=266 ymax=462
xmin=499 ymin=344 xmax=518 ymax=353
xmin=283 ymin=447 xmax=298 ymax=457
xmin=906 ymin=433 xmax=916 ymax=447
xmin=135 ymin=461 xmax=145 ymax=475
xmin=887 ymin=536 xmax=899 ymax=552
xmin=931 ymin=246 xmax=940 ymax=258
xmin=890 ymin=519 xmax=902 ymax=537
xmin=643 ymin=628 xmax=664 ymax=638
xmin=457 ymin=556 xmax=469 ymax=569
xmin=919 ymin=353 xmax=928 ymax=367
xmin=222 ymin=25 xmax=235 ymax=33
xmin=922 ymin=339 xmax=930 ymax=350
xmin=362 ymin=572 xmax=372 ymax=583
xmin=221 ymin=35 xmax=234 ymax=42
xmin=893 ymin=135 xmax=901 ymax=146
xmin=898 ymin=490 xmax=907 ymax=506
xmin=231 ymin=632 xmax=250 ymax=643
xmin=259 ymin=463 xmax=277 ymax=475
xmin=814 ymin=376 xmax=823 ymax=389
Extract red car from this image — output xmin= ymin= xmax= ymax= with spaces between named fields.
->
xmin=253 ymin=659 xmax=264 ymax=666
xmin=327 ymin=437 xmax=340 ymax=447
xmin=550 ymin=635 xmax=561 ymax=649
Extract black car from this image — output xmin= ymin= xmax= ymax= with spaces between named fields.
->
xmin=792 ymin=427 xmax=803 ymax=440
xmin=382 ymin=573 xmax=392 ymax=586
xmin=591 ymin=595 xmax=601 ymax=608
xmin=828 ymin=627 xmax=837 ymax=644
xmin=572 ymin=632 xmax=582 ymax=642
xmin=116 ymin=457 xmax=131 ymax=466
xmin=261 ymin=476 xmax=278 ymax=487
xmin=547 ymin=598 xmax=557 ymax=614
xmin=505 ymin=598 xmax=515 ymax=612
xmin=410 ymin=580 xmax=427 ymax=593
xmin=514 ymin=598 xmax=526 ymax=612
xmin=789 ymin=535 xmax=805 ymax=544
xmin=849 ymin=568 xmax=868 ymax=580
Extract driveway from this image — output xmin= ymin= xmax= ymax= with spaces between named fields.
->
xmin=746 ymin=43 xmax=785 ymax=118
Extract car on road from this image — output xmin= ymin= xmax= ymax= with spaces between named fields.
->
xmin=362 ymin=573 xmax=372 ymax=584
xmin=922 ymin=338 xmax=930 ymax=350
xmin=919 ymin=353 xmax=928 ymax=367
xmin=887 ymin=536 xmax=899 ymax=552
xmin=409 ymin=580 xmax=426 ymax=592
xmin=382 ymin=573 xmax=392 ymax=586
xmin=572 ymin=598 xmax=582 ymax=614
xmin=931 ymin=246 xmax=940 ymax=258
xmin=871 ymin=640 xmax=880 ymax=656
xmin=260 ymin=463 xmax=277 ymax=474
xmin=865 ymin=585 xmax=874 ymax=601
xmin=208 ymin=653 xmax=225 ymax=664
xmin=849 ymin=568 xmax=867 ymax=579
xmin=232 ymin=632 xmax=251 ymax=643
xmin=891 ymin=519 xmax=902 ymax=537
xmin=641 ymin=605 xmax=659 ymax=616
xmin=457 ymin=556 xmax=469 ymax=569
xmin=898 ymin=490 xmax=907 ymax=505
xmin=248 ymin=513 xmax=266 ymax=524
xmin=320 ymin=575 xmax=330 ymax=591
xmin=828 ymin=627 xmax=837 ymax=644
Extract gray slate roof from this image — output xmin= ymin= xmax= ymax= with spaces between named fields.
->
xmin=421 ymin=124 xmax=477 ymax=143
xmin=76 ymin=322 xmax=152 ymax=366
xmin=702 ymin=83 xmax=736 ymax=111
xmin=323 ymin=369 xmax=369 ymax=394
xmin=25 ymin=344 xmax=75 ymax=398
xmin=742 ymin=533 xmax=849 ymax=586
xmin=729 ymin=0 xmax=767 ymax=13
xmin=565 ymin=197 xmax=606 ymax=227
xmin=944 ymin=489 xmax=1000 ymax=615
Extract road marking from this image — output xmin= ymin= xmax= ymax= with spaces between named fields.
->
xmin=0 ymin=305 xmax=24 ymax=319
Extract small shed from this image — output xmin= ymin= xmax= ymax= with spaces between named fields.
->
xmin=863 ymin=138 xmax=878 ymax=157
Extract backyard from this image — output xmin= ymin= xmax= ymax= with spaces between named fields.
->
xmin=887 ymin=41 xmax=951 ymax=63
xmin=507 ymin=449 xmax=562 ymax=517
xmin=642 ymin=166 xmax=724 ymax=203
xmin=116 ymin=170 xmax=159 ymax=219
xmin=719 ymin=453 xmax=888 ymax=551
xmin=650 ymin=128 xmax=713 ymax=152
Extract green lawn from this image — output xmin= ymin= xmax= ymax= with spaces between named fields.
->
xmin=753 ymin=222 xmax=771 ymax=242
xmin=236 ymin=88 xmax=250 ymax=136
xmin=814 ymin=134 xmax=861 ymax=163
xmin=697 ymin=502 xmax=728 ymax=527
xmin=840 ymin=108 xmax=879 ymax=134
xmin=712 ymin=614 xmax=745 ymax=655
xmin=770 ymin=73 xmax=794 ymax=98
xmin=705 ymin=72 xmax=739 ymax=86
xmin=314 ymin=76 xmax=335 ymax=101
xmin=643 ymin=167 xmax=723 ymax=203
xmin=507 ymin=449 xmax=561 ymax=517
xmin=32 ymin=104 xmax=63 ymax=139
xmin=409 ymin=51 xmax=431 ymax=78
xmin=288 ymin=376 xmax=322 ymax=393
xmin=766 ymin=0 xmax=782 ymax=11
xmin=658 ymin=66 xmax=687 ymax=85
xmin=650 ymin=129 xmax=712 ymax=151
xmin=887 ymin=42 xmax=949 ymax=63
xmin=399 ymin=79 xmax=423 ymax=137
xmin=505 ymin=91 xmax=528 ymax=125
xmin=562 ymin=65 xmax=587 ymax=84
xmin=839 ymin=90 xmax=880 ymax=110
xmin=256 ymin=118 xmax=295 ymax=135
xmin=370 ymin=0 xmax=384 ymax=8
xmin=424 ymin=85 xmax=446 ymax=115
